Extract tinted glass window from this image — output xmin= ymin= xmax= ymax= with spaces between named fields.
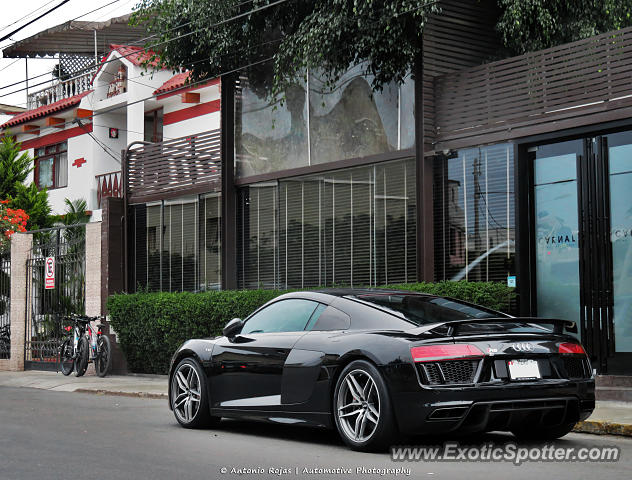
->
xmin=350 ymin=294 xmax=505 ymax=326
xmin=242 ymin=299 xmax=319 ymax=334
xmin=306 ymin=305 xmax=350 ymax=331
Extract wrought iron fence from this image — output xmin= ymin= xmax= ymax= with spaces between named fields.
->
xmin=0 ymin=250 xmax=10 ymax=360
xmin=25 ymin=226 xmax=86 ymax=368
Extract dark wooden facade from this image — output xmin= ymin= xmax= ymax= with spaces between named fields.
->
xmin=433 ymin=25 xmax=632 ymax=152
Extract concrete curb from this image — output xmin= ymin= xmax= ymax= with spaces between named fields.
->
xmin=74 ymin=388 xmax=167 ymax=399
xmin=574 ymin=420 xmax=632 ymax=437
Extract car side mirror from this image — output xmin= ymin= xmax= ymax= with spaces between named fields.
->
xmin=223 ymin=318 xmax=244 ymax=338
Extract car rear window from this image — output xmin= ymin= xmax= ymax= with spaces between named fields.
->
xmin=349 ymin=294 xmax=506 ymax=326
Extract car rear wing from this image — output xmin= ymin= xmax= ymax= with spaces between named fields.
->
xmin=417 ymin=317 xmax=578 ymax=336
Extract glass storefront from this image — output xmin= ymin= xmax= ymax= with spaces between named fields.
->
xmin=608 ymin=133 xmax=632 ymax=353
xmin=235 ymin=62 xmax=414 ymax=178
xmin=237 ymin=158 xmax=416 ymax=289
xmin=533 ymin=141 xmax=582 ymax=328
xmin=129 ymin=194 xmax=221 ymax=292
xmin=529 ymin=132 xmax=632 ymax=372
xmin=434 ymin=144 xmax=515 ymax=283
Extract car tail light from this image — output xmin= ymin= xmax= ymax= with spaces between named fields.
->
xmin=559 ymin=342 xmax=585 ymax=354
xmin=411 ymin=344 xmax=485 ymax=362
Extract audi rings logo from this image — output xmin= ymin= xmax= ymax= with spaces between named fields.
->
xmin=511 ymin=342 xmax=535 ymax=352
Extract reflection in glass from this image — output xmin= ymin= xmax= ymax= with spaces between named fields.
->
xmin=234 ymin=63 xmax=414 ymax=178
xmin=609 ymin=145 xmax=632 ymax=352
xmin=435 ymin=144 xmax=515 ymax=283
xmin=235 ymin=70 xmax=308 ymax=177
xmin=309 ymin=65 xmax=398 ymax=164
xmin=534 ymin=154 xmax=581 ymax=326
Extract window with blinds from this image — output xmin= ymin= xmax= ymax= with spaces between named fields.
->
xmin=238 ymin=158 xmax=416 ymax=289
xmin=129 ymin=194 xmax=221 ymax=292
xmin=434 ymin=144 xmax=515 ymax=283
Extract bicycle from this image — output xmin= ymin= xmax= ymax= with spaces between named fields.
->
xmin=58 ymin=314 xmax=112 ymax=378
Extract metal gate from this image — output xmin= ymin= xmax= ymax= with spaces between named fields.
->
xmin=25 ymin=226 xmax=85 ymax=369
xmin=0 ymin=250 xmax=10 ymax=359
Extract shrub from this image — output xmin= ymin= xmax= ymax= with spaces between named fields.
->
xmin=107 ymin=282 xmax=515 ymax=374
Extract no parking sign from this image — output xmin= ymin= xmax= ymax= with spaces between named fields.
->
xmin=45 ymin=257 xmax=55 ymax=290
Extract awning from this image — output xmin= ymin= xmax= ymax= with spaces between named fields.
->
xmin=2 ymin=13 xmax=148 ymax=58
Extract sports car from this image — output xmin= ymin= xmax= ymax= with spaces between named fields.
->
xmin=168 ymin=289 xmax=595 ymax=451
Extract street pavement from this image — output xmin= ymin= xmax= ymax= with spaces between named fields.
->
xmin=1 ymin=386 xmax=631 ymax=480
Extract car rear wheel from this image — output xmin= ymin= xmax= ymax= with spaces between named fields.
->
xmin=511 ymin=422 xmax=577 ymax=440
xmin=333 ymin=360 xmax=398 ymax=451
xmin=171 ymin=358 xmax=220 ymax=428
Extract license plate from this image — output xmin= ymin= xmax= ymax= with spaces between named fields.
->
xmin=507 ymin=359 xmax=541 ymax=380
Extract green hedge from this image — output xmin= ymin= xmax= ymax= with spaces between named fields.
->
xmin=107 ymin=282 xmax=515 ymax=374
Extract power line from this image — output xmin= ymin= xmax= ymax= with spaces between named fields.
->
xmin=3 ymin=0 xmax=435 ymax=131
xmin=0 ymin=0 xmax=72 ymax=43
xmin=0 ymin=0 xmax=59 ymax=35
xmin=0 ymin=0 xmax=293 ymax=95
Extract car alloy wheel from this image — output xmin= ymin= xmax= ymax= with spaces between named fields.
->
xmin=172 ymin=362 xmax=203 ymax=423
xmin=337 ymin=369 xmax=380 ymax=442
xmin=333 ymin=360 xmax=398 ymax=451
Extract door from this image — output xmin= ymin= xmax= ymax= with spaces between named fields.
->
xmin=210 ymin=298 xmax=322 ymax=408
xmin=531 ymin=133 xmax=632 ymax=373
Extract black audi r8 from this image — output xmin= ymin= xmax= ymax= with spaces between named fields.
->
xmin=168 ymin=289 xmax=595 ymax=451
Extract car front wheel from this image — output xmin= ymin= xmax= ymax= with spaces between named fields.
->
xmin=333 ymin=360 xmax=398 ymax=451
xmin=171 ymin=358 xmax=219 ymax=428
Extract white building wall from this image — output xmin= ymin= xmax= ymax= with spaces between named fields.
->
xmin=7 ymin=56 xmax=221 ymax=217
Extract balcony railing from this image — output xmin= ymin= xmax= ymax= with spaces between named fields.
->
xmin=27 ymin=70 xmax=95 ymax=110
xmin=126 ymin=129 xmax=221 ymax=204
xmin=96 ymin=171 xmax=122 ymax=209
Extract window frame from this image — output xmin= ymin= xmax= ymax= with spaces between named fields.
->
xmin=35 ymin=141 xmax=68 ymax=190
xmin=241 ymin=298 xmax=323 ymax=334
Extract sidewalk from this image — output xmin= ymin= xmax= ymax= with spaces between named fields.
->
xmin=0 ymin=370 xmax=167 ymax=399
xmin=575 ymin=402 xmax=632 ymax=436
xmin=1 ymin=370 xmax=631 ymax=436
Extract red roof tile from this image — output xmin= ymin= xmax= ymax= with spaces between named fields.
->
xmin=1 ymin=91 xmax=91 ymax=129
xmin=92 ymin=44 xmax=160 ymax=82
xmin=109 ymin=44 xmax=157 ymax=67
xmin=154 ymin=71 xmax=191 ymax=95
xmin=154 ymin=71 xmax=219 ymax=98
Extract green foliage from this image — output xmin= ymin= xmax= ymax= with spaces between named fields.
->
xmin=383 ymin=281 xmax=515 ymax=313
xmin=10 ymin=182 xmax=53 ymax=231
xmin=106 ymin=282 xmax=515 ymax=373
xmin=107 ymin=289 xmax=286 ymax=373
xmin=497 ymin=0 xmax=632 ymax=55
xmin=132 ymin=0 xmax=438 ymax=97
xmin=0 ymin=136 xmax=33 ymax=200
xmin=58 ymin=198 xmax=89 ymax=246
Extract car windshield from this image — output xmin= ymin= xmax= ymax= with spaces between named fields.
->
xmin=349 ymin=294 xmax=506 ymax=326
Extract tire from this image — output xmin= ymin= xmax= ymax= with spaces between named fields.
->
xmin=170 ymin=358 xmax=219 ymax=428
xmin=95 ymin=335 xmax=112 ymax=378
xmin=512 ymin=422 xmax=577 ymax=440
xmin=75 ymin=336 xmax=89 ymax=377
xmin=333 ymin=359 xmax=399 ymax=452
xmin=59 ymin=339 xmax=75 ymax=376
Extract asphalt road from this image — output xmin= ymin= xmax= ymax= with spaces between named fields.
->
xmin=1 ymin=386 xmax=631 ymax=480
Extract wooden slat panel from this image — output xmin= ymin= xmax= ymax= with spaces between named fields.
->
xmin=422 ymin=0 xmax=502 ymax=151
xmin=127 ymin=129 xmax=221 ymax=204
xmin=433 ymin=25 xmax=632 ymax=150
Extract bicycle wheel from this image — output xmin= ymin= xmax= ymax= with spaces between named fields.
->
xmin=75 ymin=336 xmax=89 ymax=377
xmin=95 ymin=335 xmax=112 ymax=378
xmin=59 ymin=339 xmax=74 ymax=376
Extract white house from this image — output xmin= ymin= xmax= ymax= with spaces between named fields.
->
xmin=1 ymin=44 xmax=220 ymax=217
